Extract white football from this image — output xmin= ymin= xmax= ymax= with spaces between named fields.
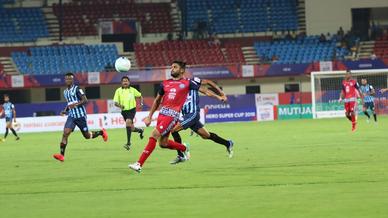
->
xmin=115 ymin=57 xmax=131 ymax=72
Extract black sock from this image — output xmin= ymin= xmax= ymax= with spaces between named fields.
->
xmin=346 ymin=115 xmax=352 ymax=121
xmin=364 ymin=111 xmax=370 ymax=119
xmin=60 ymin=143 xmax=67 ymax=156
xmin=373 ymin=113 xmax=377 ymax=122
xmin=91 ymin=131 xmax=103 ymax=138
xmin=172 ymin=132 xmax=184 ymax=157
xmin=126 ymin=127 xmax=132 ymax=144
xmin=10 ymin=128 xmax=18 ymax=137
xmin=4 ymin=128 xmax=9 ymax=138
xmin=133 ymin=127 xmax=143 ymax=133
xmin=209 ymin=132 xmax=230 ymax=148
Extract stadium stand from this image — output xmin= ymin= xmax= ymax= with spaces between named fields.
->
xmin=186 ymin=0 xmax=298 ymax=34
xmin=134 ymin=40 xmax=245 ymax=67
xmin=0 ymin=7 xmax=49 ymax=42
xmin=52 ymin=0 xmax=173 ymax=36
xmin=374 ymin=34 xmax=388 ymax=59
xmin=12 ymin=44 xmax=118 ymax=74
xmin=0 ymin=62 xmax=4 ymax=75
xmin=254 ymin=36 xmax=349 ymax=64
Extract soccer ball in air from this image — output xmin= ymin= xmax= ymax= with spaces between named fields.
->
xmin=115 ymin=57 xmax=131 ymax=72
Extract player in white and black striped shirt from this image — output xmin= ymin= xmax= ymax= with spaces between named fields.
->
xmin=53 ymin=73 xmax=108 ymax=162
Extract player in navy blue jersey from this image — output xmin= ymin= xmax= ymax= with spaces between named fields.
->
xmin=170 ymin=77 xmax=234 ymax=164
xmin=53 ymin=73 xmax=108 ymax=162
xmin=0 ymin=94 xmax=20 ymax=141
xmin=359 ymin=78 xmax=377 ymax=123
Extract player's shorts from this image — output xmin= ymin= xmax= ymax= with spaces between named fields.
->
xmin=5 ymin=117 xmax=12 ymax=123
xmin=156 ymin=114 xmax=178 ymax=136
xmin=121 ymin=108 xmax=136 ymax=121
xmin=64 ymin=116 xmax=89 ymax=132
xmin=180 ymin=112 xmax=204 ymax=132
xmin=363 ymin=102 xmax=375 ymax=110
xmin=344 ymin=101 xmax=356 ymax=113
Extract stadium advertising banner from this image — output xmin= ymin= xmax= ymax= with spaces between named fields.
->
xmin=314 ymin=102 xmax=363 ymax=119
xmin=254 ymin=94 xmax=277 ymax=122
xmin=199 ymin=94 xmax=257 ymax=123
xmin=277 ymin=104 xmax=313 ymax=120
xmin=1 ymin=110 xmax=205 ymax=133
xmin=256 ymin=105 xmax=274 ymax=121
xmin=255 ymin=93 xmax=279 ymax=106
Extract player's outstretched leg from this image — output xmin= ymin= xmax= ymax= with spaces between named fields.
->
xmin=196 ymin=127 xmax=234 ymax=158
xmin=363 ymin=110 xmax=370 ymax=123
xmin=10 ymin=128 xmax=19 ymax=140
xmin=351 ymin=112 xmax=357 ymax=132
xmin=53 ymin=128 xmax=72 ymax=162
xmin=170 ymin=131 xmax=189 ymax=164
xmin=128 ymin=129 xmax=161 ymax=173
xmin=4 ymin=128 xmax=9 ymax=139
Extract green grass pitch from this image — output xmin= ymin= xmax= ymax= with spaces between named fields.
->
xmin=1 ymin=117 xmax=388 ymax=218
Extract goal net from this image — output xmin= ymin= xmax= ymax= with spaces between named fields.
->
xmin=311 ymin=69 xmax=388 ymax=119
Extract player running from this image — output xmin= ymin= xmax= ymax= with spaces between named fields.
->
xmin=128 ymin=61 xmax=199 ymax=173
xmin=170 ymin=79 xmax=234 ymax=164
xmin=339 ymin=70 xmax=363 ymax=132
xmin=113 ymin=76 xmax=144 ymax=150
xmin=52 ymin=73 xmax=108 ymax=162
xmin=0 ymin=94 xmax=20 ymax=141
xmin=359 ymin=78 xmax=377 ymax=123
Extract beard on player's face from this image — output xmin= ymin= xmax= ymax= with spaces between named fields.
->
xmin=171 ymin=70 xmax=181 ymax=78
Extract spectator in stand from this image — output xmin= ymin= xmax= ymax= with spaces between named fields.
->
xmin=167 ymin=32 xmax=173 ymax=41
xmin=285 ymin=30 xmax=292 ymax=40
xmin=208 ymin=34 xmax=221 ymax=46
xmin=337 ymin=27 xmax=345 ymax=40
xmin=319 ymin=34 xmax=327 ymax=43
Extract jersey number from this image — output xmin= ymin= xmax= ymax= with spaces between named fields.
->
xmin=346 ymin=86 xmax=350 ymax=93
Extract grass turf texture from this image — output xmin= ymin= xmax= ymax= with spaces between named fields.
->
xmin=0 ymin=117 xmax=388 ymax=218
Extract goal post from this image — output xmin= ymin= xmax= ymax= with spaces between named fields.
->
xmin=311 ymin=69 xmax=388 ymax=119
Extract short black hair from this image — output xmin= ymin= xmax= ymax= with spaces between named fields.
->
xmin=172 ymin=60 xmax=186 ymax=69
xmin=65 ymin=72 xmax=74 ymax=77
xmin=3 ymin=94 xmax=9 ymax=98
xmin=121 ymin=76 xmax=130 ymax=81
xmin=346 ymin=70 xmax=351 ymax=74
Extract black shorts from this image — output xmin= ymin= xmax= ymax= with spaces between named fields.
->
xmin=121 ymin=108 xmax=136 ymax=121
xmin=364 ymin=102 xmax=375 ymax=110
xmin=180 ymin=112 xmax=204 ymax=132
xmin=64 ymin=116 xmax=89 ymax=132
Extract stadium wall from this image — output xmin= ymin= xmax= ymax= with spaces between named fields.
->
xmin=305 ymin=0 xmax=388 ymax=35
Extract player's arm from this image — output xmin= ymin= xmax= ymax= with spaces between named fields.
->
xmin=201 ymin=79 xmax=225 ymax=97
xmin=199 ymin=86 xmax=227 ymax=102
xmin=60 ymin=105 xmax=68 ymax=116
xmin=69 ymin=88 xmax=88 ymax=109
xmin=339 ymin=87 xmax=345 ymax=102
xmin=113 ymin=89 xmax=124 ymax=109
xmin=137 ymin=96 xmax=144 ymax=106
xmin=12 ymin=105 xmax=16 ymax=122
xmin=144 ymin=94 xmax=162 ymax=126
xmin=144 ymin=84 xmax=164 ymax=126
xmin=381 ymin=88 xmax=388 ymax=93
xmin=370 ymin=85 xmax=376 ymax=96
xmin=134 ymin=88 xmax=144 ymax=106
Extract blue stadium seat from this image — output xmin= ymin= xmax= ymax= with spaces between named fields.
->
xmin=12 ymin=44 xmax=119 ymax=75
xmin=0 ymin=7 xmax=49 ymax=42
xmin=186 ymin=0 xmax=298 ymax=34
xmin=254 ymin=36 xmax=349 ymax=64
